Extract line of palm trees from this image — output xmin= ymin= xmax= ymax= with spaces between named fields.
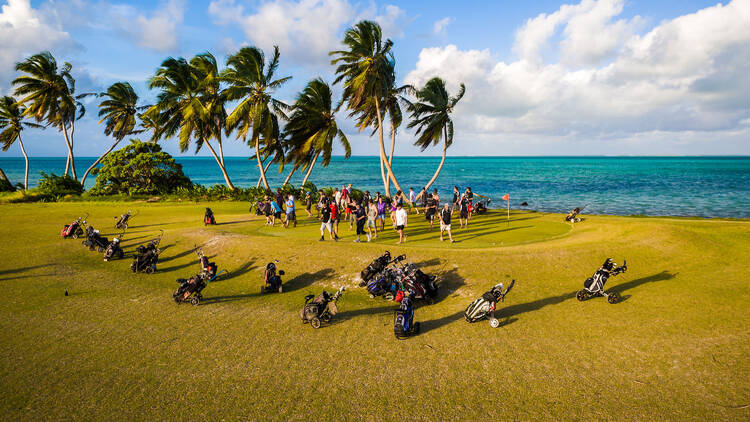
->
xmin=0 ymin=20 xmax=464 ymax=195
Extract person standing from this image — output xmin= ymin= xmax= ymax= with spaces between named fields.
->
xmin=353 ymin=202 xmax=367 ymax=242
xmin=439 ymin=203 xmax=454 ymax=243
xmin=330 ymin=200 xmax=340 ymax=240
xmin=432 ymin=189 xmax=440 ymax=208
xmin=363 ymin=190 xmax=371 ymax=208
xmin=366 ymin=199 xmax=378 ymax=240
xmin=409 ymin=187 xmax=419 ymax=214
xmin=304 ymin=192 xmax=312 ymax=217
xmin=270 ymin=198 xmax=282 ymax=226
xmin=284 ymin=194 xmax=297 ymax=228
xmin=425 ymin=193 xmax=437 ymax=230
xmin=319 ymin=202 xmax=335 ymax=241
xmin=395 ymin=203 xmax=408 ymax=244
xmin=275 ymin=188 xmax=285 ymax=212
xmin=459 ymin=194 xmax=469 ymax=228
xmin=452 ymin=186 xmax=460 ymax=214
xmin=376 ymin=196 xmax=387 ymax=231
xmin=317 ymin=190 xmax=327 ymax=218
xmin=466 ymin=187 xmax=474 ymax=221
xmin=263 ymin=197 xmax=272 ymax=226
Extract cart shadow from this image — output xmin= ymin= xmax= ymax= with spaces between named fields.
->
xmin=418 ymin=311 xmax=464 ymax=334
xmin=158 ymin=244 xmax=201 ymax=264
xmin=283 ymin=268 xmax=335 ymax=292
xmin=432 ymin=267 xmax=466 ymax=304
xmin=329 ymin=305 xmax=397 ymax=324
xmin=199 ymin=292 xmax=260 ymax=305
xmin=222 ymin=259 xmax=257 ymax=281
xmin=608 ymin=271 xmax=677 ymax=303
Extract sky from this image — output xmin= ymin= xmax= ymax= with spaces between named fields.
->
xmin=1 ymin=0 xmax=749 ymax=157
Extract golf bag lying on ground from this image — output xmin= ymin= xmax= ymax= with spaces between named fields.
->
xmin=300 ymin=287 xmax=345 ymax=329
xmin=82 ymin=226 xmax=109 ymax=252
xmin=365 ymin=255 xmax=438 ymax=303
xmin=114 ymin=210 xmax=136 ymax=230
xmin=474 ymin=199 xmax=490 ymax=215
xmin=465 ymin=280 xmax=515 ymax=327
xmin=577 ymin=258 xmax=627 ymax=304
xmin=359 ymin=251 xmax=393 ymax=284
xmin=61 ymin=214 xmax=88 ymax=239
xmin=204 ymin=207 xmax=216 ymax=225
xmin=103 ymin=230 xmax=126 ymax=261
xmin=565 ymin=206 xmax=584 ymax=222
xmin=394 ymin=293 xmax=420 ymax=339
xmin=173 ymin=248 xmax=224 ymax=305
xmin=261 ymin=261 xmax=285 ymax=294
xmin=131 ymin=231 xmax=163 ymax=274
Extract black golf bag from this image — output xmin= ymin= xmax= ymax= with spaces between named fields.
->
xmin=103 ymin=231 xmax=126 ymax=261
xmin=204 ymin=207 xmax=216 ymax=225
xmin=82 ymin=226 xmax=109 ymax=252
xmin=577 ymin=259 xmax=627 ymax=304
xmin=474 ymin=199 xmax=489 ymax=215
xmin=359 ymin=251 xmax=393 ymax=284
xmin=261 ymin=262 xmax=285 ymax=294
xmin=131 ymin=232 xmax=163 ymax=274
xmin=565 ymin=207 xmax=583 ymax=222
xmin=173 ymin=249 xmax=220 ymax=305
xmin=300 ymin=287 xmax=345 ymax=328
xmin=115 ymin=210 xmax=135 ymax=230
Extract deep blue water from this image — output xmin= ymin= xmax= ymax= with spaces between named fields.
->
xmin=1 ymin=156 xmax=749 ymax=218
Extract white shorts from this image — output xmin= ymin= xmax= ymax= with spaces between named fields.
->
xmin=320 ymin=222 xmax=332 ymax=232
xmin=441 ymin=223 xmax=451 ymax=232
xmin=366 ymin=219 xmax=377 ymax=228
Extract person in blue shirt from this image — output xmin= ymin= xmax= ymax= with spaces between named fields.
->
xmin=284 ymin=195 xmax=297 ymax=228
xmin=270 ymin=199 xmax=282 ymax=226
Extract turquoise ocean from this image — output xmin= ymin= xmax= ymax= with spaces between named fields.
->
xmin=1 ymin=156 xmax=749 ymax=218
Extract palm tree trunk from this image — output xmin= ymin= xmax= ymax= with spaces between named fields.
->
xmin=80 ymin=138 xmax=122 ymax=188
xmin=301 ymin=153 xmax=319 ymax=186
xmin=255 ymin=137 xmax=270 ymax=190
xmin=423 ymin=127 xmax=448 ymax=191
xmin=61 ymin=122 xmax=77 ymax=179
xmin=282 ymin=164 xmax=299 ymax=186
xmin=0 ymin=168 xmax=14 ymax=191
xmin=70 ymin=120 xmax=78 ymax=179
xmin=256 ymin=159 xmax=272 ymax=188
xmin=385 ymin=122 xmax=396 ymax=194
xmin=374 ymin=97 xmax=402 ymax=196
xmin=203 ymin=139 xmax=235 ymax=190
xmin=17 ymin=134 xmax=29 ymax=190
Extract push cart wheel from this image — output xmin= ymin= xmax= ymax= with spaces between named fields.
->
xmin=72 ymin=233 xmax=78 ymax=239
xmin=310 ymin=317 xmax=321 ymax=329
xmin=97 ymin=247 xmax=104 ymax=253
xmin=576 ymin=290 xmax=587 ymax=301
xmin=607 ymin=292 xmax=620 ymax=304
xmin=321 ymin=313 xmax=331 ymax=323
xmin=145 ymin=267 xmax=155 ymax=274
xmin=384 ymin=293 xmax=394 ymax=301
xmin=489 ymin=318 xmax=500 ymax=328
xmin=190 ymin=296 xmax=200 ymax=306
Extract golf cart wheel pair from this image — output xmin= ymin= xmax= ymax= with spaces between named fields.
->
xmin=576 ymin=290 xmax=588 ymax=301
xmin=607 ymin=292 xmax=621 ymax=304
xmin=190 ymin=296 xmax=200 ymax=306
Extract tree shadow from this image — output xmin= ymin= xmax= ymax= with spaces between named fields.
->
xmin=283 ymin=268 xmax=336 ymax=292
xmin=0 ymin=264 xmax=56 ymax=277
xmin=223 ymin=259 xmax=257 ymax=281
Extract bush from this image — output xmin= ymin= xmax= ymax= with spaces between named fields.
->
xmin=38 ymin=172 xmax=83 ymax=197
xmin=89 ymin=140 xmax=192 ymax=196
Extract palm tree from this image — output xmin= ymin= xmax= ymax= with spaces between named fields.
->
xmin=285 ymin=78 xmax=350 ymax=186
xmin=80 ymin=82 xmax=144 ymax=187
xmin=223 ymin=46 xmax=291 ymax=190
xmin=330 ymin=20 xmax=402 ymax=196
xmin=252 ymin=114 xmax=286 ymax=187
xmin=147 ymin=53 xmax=235 ymax=190
xmin=0 ymin=96 xmax=44 ymax=189
xmin=12 ymin=52 xmax=87 ymax=180
xmin=406 ymin=77 xmax=465 ymax=190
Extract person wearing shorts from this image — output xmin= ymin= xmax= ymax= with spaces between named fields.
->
xmin=425 ymin=194 xmax=437 ymax=230
xmin=329 ymin=201 xmax=340 ymax=240
xmin=394 ymin=203 xmax=408 ymax=244
xmin=439 ymin=203 xmax=454 ymax=242
xmin=319 ymin=204 xmax=334 ymax=241
xmin=263 ymin=197 xmax=272 ymax=226
xmin=353 ymin=202 xmax=367 ymax=242
xmin=284 ymin=195 xmax=296 ymax=228
xmin=305 ymin=192 xmax=312 ymax=217
xmin=366 ymin=199 xmax=378 ymax=240
xmin=466 ymin=187 xmax=474 ymax=220
xmin=376 ymin=197 xmax=387 ymax=231
xmin=459 ymin=194 xmax=469 ymax=228
xmin=270 ymin=199 xmax=282 ymax=226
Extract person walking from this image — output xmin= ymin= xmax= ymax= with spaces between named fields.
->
xmin=376 ymin=196 xmax=387 ymax=231
xmin=284 ymin=194 xmax=297 ymax=228
xmin=366 ymin=199 xmax=378 ymax=240
xmin=452 ymin=186 xmax=460 ymax=214
xmin=270 ymin=198 xmax=282 ymax=226
xmin=353 ymin=202 xmax=367 ymax=242
xmin=425 ymin=193 xmax=438 ymax=230
xmin=466 ymin=187 xmax=474 ymax=221
xmin=439 ymin=203 xmax=454 ymax=242
xmin=409 ymin=187 xmax=419 ymax=214
xmin=395 ymin=203 xmax=408 ymax=244
xmin=319 ymin=202 xmax=335 ymax=241
xmin=304 ymin=192 xmax=312 ymax=217
xmin=275 ymin=188 xmax=285 ymax=212
xmin=330 ymin=200 xmax=340 ymax=240
xmin=459 ymin=194 xmax=469 ymax=228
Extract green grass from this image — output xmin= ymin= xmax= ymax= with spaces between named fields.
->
xmin=1 ymin=201 xmax=748 ymax=420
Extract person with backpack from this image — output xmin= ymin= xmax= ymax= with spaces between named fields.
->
xmin=284 ymin=194 xmax=297 ymax=228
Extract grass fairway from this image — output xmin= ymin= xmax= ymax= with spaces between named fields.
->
xmin=0 ymin=201 xmax=748 ymax=421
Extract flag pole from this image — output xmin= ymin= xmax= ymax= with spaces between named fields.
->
xmin=507 ymin=196 xmax=510 ymax=226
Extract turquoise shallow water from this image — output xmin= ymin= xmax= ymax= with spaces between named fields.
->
xmin=1 ymin=156 xmax=749 ymax=218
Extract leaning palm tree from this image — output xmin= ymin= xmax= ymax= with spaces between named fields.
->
xmin=406 ymin=77 xmax=465 ymax=190
xmin=285 ymin=78 xmax=350 ymax=186
xmin=80 ymin=82 xmax=144 ymax=187
xmin=223 ymin=46 xmax=291 ymax=190
xmin=147 ymin=53 xmax=235 ymax=189
xmin=330 ymin=20 xmax=402 ymax=196
xmin=0 ymin=96 xmax=44 ymax=189
xmin=12 ymin=52 xmax=85 ymax=179
xmin=252 ymin=114 xmax=287 ymax=187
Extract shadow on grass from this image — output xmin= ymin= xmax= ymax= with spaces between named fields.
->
xmin=128 ymin=222 xmax=181 ymax=229
xmin=283 ymin=268 xmax=335 ymax=292
xmin=609 ymin=270 xmax=677 ymax=303
xmin=159 ymin=244 xmax=201 ymax=264
xmin=433 ymin=267 xmax=466 ymax=303
xmin=216 ymin=220 xmax=251 ymax=226
xmin=199 ymin=292 xmax=259 ymax=305
xmin=330 ymin=305 xmax=396 ymax=324
xmin=0 ymin=264 xmax=56 ymax=277
xmin=419 ymin=311 xmax=464 ymax=334
xmin=222 ymin=259 xmax=257 ymax=281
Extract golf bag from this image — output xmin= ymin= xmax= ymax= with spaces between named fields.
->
xmin=300 ymin=287 xmax=345 ymax=329
xmin=173 ymin=249 xmax=222 ymax=305
xmin=359 ymin=251 xmax=393 ymax=284
xmin=474 ymin=199 xmax=490 ymax=215
xmin=114 ymin=210 xmax=136 ymax=230
xmin=565 ymin=207 xmax=583 ymax=222
xmin=394 ymin=293 xmax=420 ymax=339
xmin=82 ymin=226 xmax=109 ymax=252
xmin=103 ymin=230 xmax=126 ymax=261
xmin=61 ymin=214 xmax=87 ymax=239
xmin=401 ymin=264 xmax=439 ymax=302
xmin=261 ymin=261 xmax=285 ymax=294
xmin=577 ymin=259 xmax=627 ymax=304
xmin=131 ymin=232 xmax=162 ymax=274
xmin=204 ymin=207 xmax=216 ymax=225
xmin=465 ymin=280 xmax=515 ymax=327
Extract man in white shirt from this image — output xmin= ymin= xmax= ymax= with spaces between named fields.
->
xmin=394 ymin=203 xmax=408 ymax=244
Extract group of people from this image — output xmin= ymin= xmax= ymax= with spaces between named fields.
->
xmin=259 ymin=188 xmax=312 ymax=229
xmin=313 ymin=184 xmax=483 ymax=245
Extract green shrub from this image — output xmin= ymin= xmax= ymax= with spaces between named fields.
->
xmin=38 ymin=172 xmax=83 ymax=197
xmin=89 ymin=140 xmax=192 ymax=196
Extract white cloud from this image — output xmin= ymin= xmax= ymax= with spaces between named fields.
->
xmin=404 ymin=0 xmax=750 ymax=151
xmin=110 ymin=0 xmax=185 ymax=53
xmin=357 ymin=3 xmax=408 ymax=39
xmin=0 ymin=0 xmax=77 ymax=92
xmin=432 ymin=17 xmax=452 ymax=36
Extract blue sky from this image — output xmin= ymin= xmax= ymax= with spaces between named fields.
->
xmin=2 ymin=0 xmax=749 ymax=157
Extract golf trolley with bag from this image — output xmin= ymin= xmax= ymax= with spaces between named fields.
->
xmin=464 ymin=280 xmax=515 ymax=328
xmin=114 ymin=210 xmax=137 ymax=230
xmin=261 ymin=260 xmax=285 ymax=294
xmin=82 ymin=225 xmax=109 ymax=252
xmin=131 ymin=231 xmax=163 ymax=274
xmin=173 ymin=247 xmax=227 ymax=305
xmin=300 ymin=287 xmax=346 ymax=329
xmin=394 ymin=292 xmax=420 ymax=339
xmin=61 ymin=213 xmax=88 ymax=239
xmin=103 ymin=229 xmax=126 ymax=261
xmin=577 ymin=258 xmax=627 ymax=304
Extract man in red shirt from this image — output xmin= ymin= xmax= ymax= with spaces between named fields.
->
xmin=329 ymin=201 xmax=340 ymax=240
